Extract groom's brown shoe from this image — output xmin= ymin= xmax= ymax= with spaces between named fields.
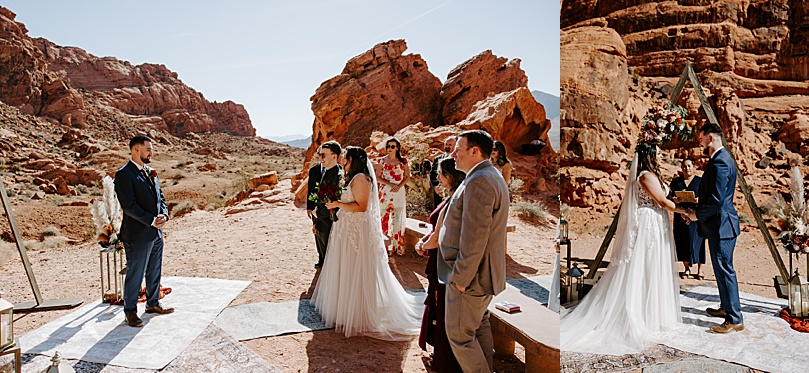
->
xmin=125 ymin=313 xmax=143 ymax=327
xmin=706 ymin=307 xmax=727 ymax=318
xmin=710 ymin=322 xmax=744 ymax=334
xmin=144 ymin=304 xmax=174 ymax=315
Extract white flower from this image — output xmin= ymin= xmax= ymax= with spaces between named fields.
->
xmin=656 ymin=119 xmax=667 ymax=128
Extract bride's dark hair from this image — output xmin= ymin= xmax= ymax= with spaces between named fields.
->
xmin=636 ymin=142 xmax=664 ymax=186
xmin=343 ymin=146 xmax=371 ymax=186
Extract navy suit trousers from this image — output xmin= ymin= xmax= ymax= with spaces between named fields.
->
xmin=708 ymin=237 xmax=743 ymax=324
xmin=123 ymin=236 xmax=164 ymax=315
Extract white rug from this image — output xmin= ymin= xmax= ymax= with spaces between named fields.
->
xmin=20 ymin=276 xmax=250 ymax=370
xmin=653 ymin=286 xmax=809 ymax=373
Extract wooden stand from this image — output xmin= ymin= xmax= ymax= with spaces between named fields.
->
xmin=1 ymin=180 xmax=83 ymax=312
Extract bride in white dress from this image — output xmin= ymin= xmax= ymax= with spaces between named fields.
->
xmin=560 ymin=143 xmax=686 ymax=355
xmin=310 ymin=146 xmax=424 ymax=340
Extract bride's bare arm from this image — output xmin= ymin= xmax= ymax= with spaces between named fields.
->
xmin=325 ymin=175 xmax=371 ymax=212
xmin=639 ymin=172 xmax=686 ymax=214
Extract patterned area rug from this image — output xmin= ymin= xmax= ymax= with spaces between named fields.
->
xmin=19 ymin=277 xmax=250 ymax=370
xmin=561 ymin=344 xmax=698 ymax=373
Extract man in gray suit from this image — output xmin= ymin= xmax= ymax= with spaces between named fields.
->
xmin=438 ymin=130 xmax=509 ymax=372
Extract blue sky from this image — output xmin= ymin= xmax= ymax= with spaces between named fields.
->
xmin=5 ymin=0 xmax=559 ymax=138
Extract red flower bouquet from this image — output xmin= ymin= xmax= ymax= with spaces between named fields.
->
xmin=308 ymin=181 xmax=344 ymax=221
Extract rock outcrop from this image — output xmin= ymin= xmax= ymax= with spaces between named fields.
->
xmin=441 ymin=50 xmax=529 ymax=127
xmin=0 ymin=6 xmax=255 ymax=137
xmin=307 ymin=39 xmax=442 ymax=162
xmin=296 ymin=40 xmax=556 ymax=205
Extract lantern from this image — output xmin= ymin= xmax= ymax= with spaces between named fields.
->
xmin=788 ymin=270 xmax=809 ymax=318
xmin=41 ymin=352 xmax=76 ymax=373
xmin=99 ymin=248 xmax=125 ymax=303
xmin=0 ymin=291 xmax=12 ymax=351
xmin=565 ymin=263 xmax=584 ymax=302
xmin=559 ymin=219 xmax=572 ymax=268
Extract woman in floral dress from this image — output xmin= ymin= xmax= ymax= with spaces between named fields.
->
xmin=375 ymin=137 xmax=410 ymax=255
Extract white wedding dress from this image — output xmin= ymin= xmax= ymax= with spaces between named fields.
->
xmin=560 ymin=155 xmax=681 ymax=355
xmin=310 ymin=169 xmax=424 ymax=340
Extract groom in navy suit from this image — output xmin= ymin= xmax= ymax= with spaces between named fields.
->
xmin=686 ymin=123 xmax=743 ymax=333
xmin=115 ymin=135 xmax=174 ymax=327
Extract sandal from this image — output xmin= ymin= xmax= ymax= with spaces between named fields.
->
xmin=692 ymin=273 xmax=704 ymax=280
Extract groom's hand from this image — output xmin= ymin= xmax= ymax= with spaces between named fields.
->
xmin=307 ymin=209 xmax=314 ymax=219
xmin=454 ymin=283 xmax=466 ymax=293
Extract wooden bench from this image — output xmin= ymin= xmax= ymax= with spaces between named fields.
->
xmin=404 ymin=217 xmax=516 ymax=251
xmin=489 ymin=284 xmax=560 ymax=372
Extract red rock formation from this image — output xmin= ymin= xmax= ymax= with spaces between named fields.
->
xmin=0 ymin=6 xmax=255 ymax=137
xmin=441 ymin=50 xmax=528 ymax=127
xmin=561 ymin=0 xmax=809 ymax=209
xmin=307 ymin=39 xmax=442 ymax=156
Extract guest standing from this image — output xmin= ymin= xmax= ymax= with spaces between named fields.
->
xmin=115 ymin=135 xmax=174 ymax=328
xmin=491 ymin=141 xmax=512 ymax=182
xmin=430 ymin=136 xmax=457 ymax=208
xmin=416 ymin=157 xmax=465 ymax=372
xmin=376 ymin=137 xmax=410 ymax=256
xmin=306 ymin=141 xmax=343 ymax=268
xmin=438 ymin=130 xmax=509 ymax=372
xmin=670 ymin=158 xmax=705 ymax=279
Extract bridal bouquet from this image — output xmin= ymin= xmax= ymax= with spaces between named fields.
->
xmin=91 ymin=176 xmax=123 ymax=252
xmin=638 ymin=104 xmax=694 ymax=145
xmin=773 ymin=167 xmax=809 ymax=254
xmin=308 ymin=181 xmax=344 ymax=221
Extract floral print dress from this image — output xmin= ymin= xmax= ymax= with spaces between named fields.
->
xmin=377 ymin=158 xmax=407 ymax=255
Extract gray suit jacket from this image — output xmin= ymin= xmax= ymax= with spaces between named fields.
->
xmin=437 ymin=160 xmax=509 ymax=296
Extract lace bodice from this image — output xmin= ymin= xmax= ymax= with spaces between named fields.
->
xmin=637 ymin=171 xmax=668 ymax=209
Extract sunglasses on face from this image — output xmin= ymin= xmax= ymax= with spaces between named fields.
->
xmin=386 ymin=145 xmax=397 ymax=149
xmin=318 ymin=152 xmax=330 ymax=157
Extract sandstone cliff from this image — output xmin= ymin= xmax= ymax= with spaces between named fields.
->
xmin=561 ymin=0 xmax=809 ymax=211
xmin=0 ymin=6 xmax=255 ymax=137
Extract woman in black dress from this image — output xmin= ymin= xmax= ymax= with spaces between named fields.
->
xmin=670 ymin=158 xmax=706 ymax=279
xmin=415 ymin=157 xmax=465 ymax=372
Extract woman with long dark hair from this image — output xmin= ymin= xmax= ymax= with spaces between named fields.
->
xmin=415 ymin=157 xmax=465 ymax=372
xmin=490 ymin=140 xmax=512 ymax=182
xmin=560 ymin=141 xmax=688 ymax=355
xmin=669 ymin=159 xmax=705 ymax=279
xmin=310 ymin=146 xmax=423 ymax=340
xmin=375 ymin=137 xmax=411 ymax=256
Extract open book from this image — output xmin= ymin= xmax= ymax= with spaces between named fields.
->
xmin=675 ymin=190 xmax=696 ymax=203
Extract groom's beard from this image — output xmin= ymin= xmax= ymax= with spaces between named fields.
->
xmin=141 ymin=156 xmax=151 ymax=164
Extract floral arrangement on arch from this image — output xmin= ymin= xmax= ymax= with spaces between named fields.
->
xmin=772 ymin=167 xmax=809 ymax=254
xmin=91 ymin=176 xmax=123 ymax=252
xmin=637 ymin=104 xmax=694 ymax=146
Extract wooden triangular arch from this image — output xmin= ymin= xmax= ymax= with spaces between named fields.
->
xmin=585 ymin=62 xmax=789 ymax=287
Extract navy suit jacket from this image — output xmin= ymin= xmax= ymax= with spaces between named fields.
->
xmin=115 ymin=161 xmax=168 ymax=243
xmin=696 ymin=148 xmax=740 ymax=239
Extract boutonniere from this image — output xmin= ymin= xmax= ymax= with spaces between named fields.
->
xmin=144 ymin=166 xmax=157 ymax=178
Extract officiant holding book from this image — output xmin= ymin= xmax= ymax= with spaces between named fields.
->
xmin=670 ymin=158 xmax=705 ymax=279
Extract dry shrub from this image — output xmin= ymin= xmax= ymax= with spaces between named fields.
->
xmin=41 ymin=226 xmax=61 ymax=239
xmin=24 ymin=236 xmax=66 ymax=251
xmin=171 ymin=200 xmax=197 ymax=219
xmin=512 ymin=201 xmax=549 ymax=225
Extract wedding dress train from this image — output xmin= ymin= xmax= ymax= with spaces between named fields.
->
xmin=560 ymin=157 xmax=682 ymax=355
xmin=310 ymin=172 xmax=424 ymax=340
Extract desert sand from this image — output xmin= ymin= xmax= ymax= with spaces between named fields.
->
xmin=1 ymin=180 xmax=556 ymax=372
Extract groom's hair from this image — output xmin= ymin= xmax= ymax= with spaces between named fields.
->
xmin=700 ymin=123 xmax=723 ymax=137
xmin=129 ymin=135 xmax=152 ymax=149
xmin=459 ymin=130 xmax=494 ymax=158
xmin=321 ymin=141 xmax=341 ymax=156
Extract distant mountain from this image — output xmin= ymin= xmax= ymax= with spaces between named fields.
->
xmin=532 ymin=90 xmax=560 ymax=150
xmin=532 ymin=90 xmax=560 ymax=119
xmin=267 ymin=134 xmax=308 ymax=142
xmin=282 ymin=135 xmax=312 ymax=149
